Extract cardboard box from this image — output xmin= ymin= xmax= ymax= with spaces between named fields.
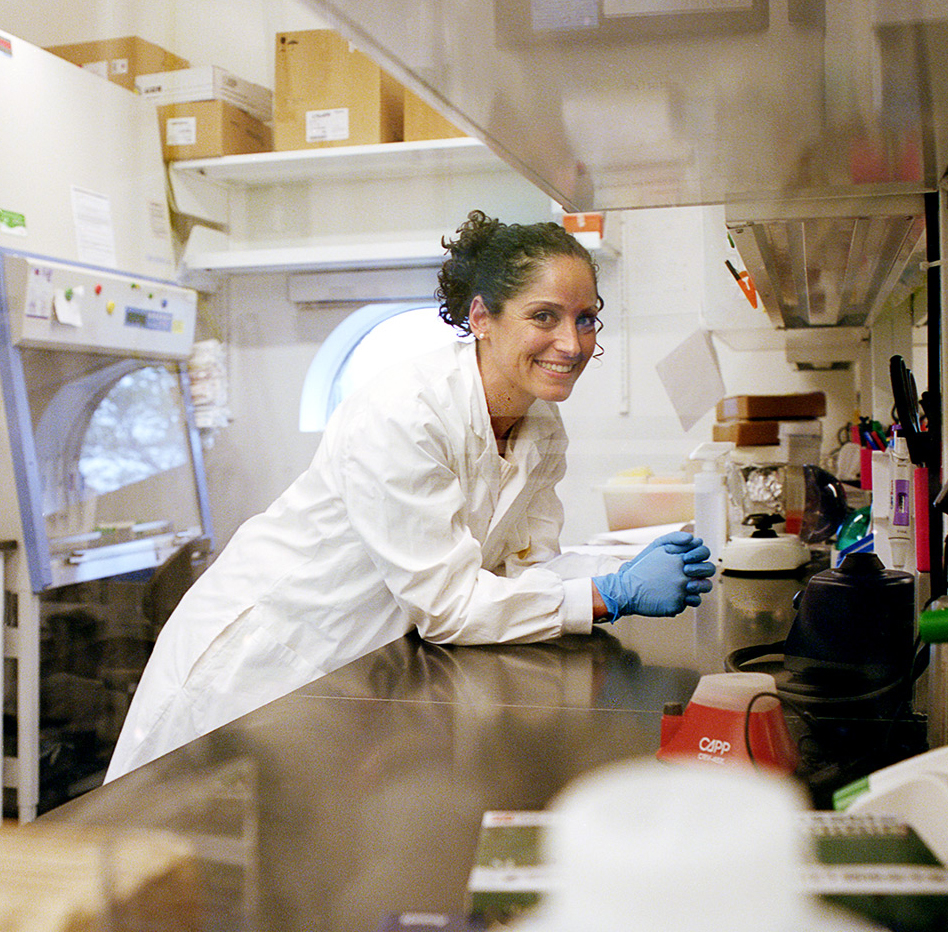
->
xmin=403 ymin=88 xmax=466 ymax=141
xmin=563 ymin=211 xmax=605 ymax=250
xmin=157 ymin=100 xmax=272 ymax=161
xmin=713 ymin=419 xmax=782 ymax=446
xmin=563 ymin=212 xmax=604 ymax=237
xmin=136 ymin=66 xmax=273 ymax=123
xmin=45 ymin=36 xmax=189 ymax=92
xmin=274 ymin=29 xmax=402 ymax=150
xmin=715 ymin=392 xmax=826 ymax=421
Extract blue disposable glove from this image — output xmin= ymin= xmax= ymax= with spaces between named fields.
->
xmin=622 ymin=530 xmax=702 ymax=568
xmin=621 ymin=532 xmax=716 ymax=603
xmin=593 ymin=541 xmax=715 ymax=621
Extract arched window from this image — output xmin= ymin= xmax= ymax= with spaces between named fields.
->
xmin=299 ymin=302 xmax=461 ymax=432
xmin=33 ymin=359 xmax=190 ymax=514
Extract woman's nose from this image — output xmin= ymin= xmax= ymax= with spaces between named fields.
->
xmin=554 ymin=322 xmax=583 ymax=356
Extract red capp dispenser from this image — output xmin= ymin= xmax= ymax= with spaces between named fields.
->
xmin=657 ymin=672 xmax=799 ymax=774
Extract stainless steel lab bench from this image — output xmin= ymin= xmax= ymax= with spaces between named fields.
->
xmin=38 ymin=564 xmax=913 ymax=932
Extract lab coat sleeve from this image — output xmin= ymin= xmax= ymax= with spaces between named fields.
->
xmin=334 ymin=394 xmax=593 ymax=645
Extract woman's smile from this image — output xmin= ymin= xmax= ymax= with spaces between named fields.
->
xmin=535 ymin=359 xmax=580 ymax=374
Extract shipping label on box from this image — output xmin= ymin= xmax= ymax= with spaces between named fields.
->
xmin=306 ymin=108 xmax=350 ymax=143
xmin=166 ymin=117 xmax=198 ymax=147
xmin=82 ymin=60 xmax=109 ymax=80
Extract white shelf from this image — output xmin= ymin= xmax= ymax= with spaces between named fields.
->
xmin=170 ymin=137 xmax=620 ymax=274
xmin=183 ymin=235 xmax=619 ymax=275
xmin=170 ymin=137 xmax=504 ymax=186
xmin=184 ymin=236 xmax=448 ymax=273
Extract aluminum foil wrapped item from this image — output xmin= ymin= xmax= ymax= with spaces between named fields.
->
xmin=727 ymin=462 xmax=787 ymax=519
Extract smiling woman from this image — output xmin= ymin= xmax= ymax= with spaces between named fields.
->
xmin=470 ymin=256 xmax=600 ymax=425
xmin=105 ymin=210 xmax=715 ymax=782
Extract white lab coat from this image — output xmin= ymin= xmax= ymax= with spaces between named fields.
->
xmin=106 ymin=340 xmax=608 ymax=781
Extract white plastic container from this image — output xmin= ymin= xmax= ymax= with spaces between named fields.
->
xmin=690 ymin=441 xmax=734 ymax=562
xmin=535 ymin=759 xmax=812 ymax=932
xmin=600 ymin=479 xmax=694 ymax=531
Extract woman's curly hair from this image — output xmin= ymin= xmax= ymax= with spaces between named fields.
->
xmin=435 ymin=210 xmax=601 ymax=335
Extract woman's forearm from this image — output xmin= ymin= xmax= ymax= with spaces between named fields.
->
xmin=591 ymin=579 xmax=610 ymax=622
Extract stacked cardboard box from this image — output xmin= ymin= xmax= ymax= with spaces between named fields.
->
xmin=45 ymin=36 xmax=189 ymax=91
xmin=274 ymin=29 xmax=467 ymax=151
xmin=403 ymin=88 xmax=466 ymax=142
xmin=136 ymin=66 xmax=273 ymax=122
xmin=138 ymin=66 xmax=274 ymax=160
xmin=44 ymin=37 xmax=272 ymax=160
xmin=713 ymin=392 xmax=826 ymax=447
xmin=274 ymin=30 xmax=402 ymax=150
xmin=156 ymin=100 xmax=272 ymax=161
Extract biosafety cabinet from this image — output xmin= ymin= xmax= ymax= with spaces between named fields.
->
xmin=0 ymin=34 xmax=212 ymax=820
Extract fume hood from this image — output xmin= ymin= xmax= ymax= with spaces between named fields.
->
xmin=302 ymin=1 xmax=948 ymax=211
xmin=301 ymin=0 xmax=947 ymax=334
xmin=725 ymin=195 xmax=927 ymax=332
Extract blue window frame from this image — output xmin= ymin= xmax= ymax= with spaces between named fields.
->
xmin=299 ymin=302 xmax=460 ymax=432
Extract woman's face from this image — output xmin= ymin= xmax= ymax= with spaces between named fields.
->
xmin=471 ymin=255 xmax=600 ymax=418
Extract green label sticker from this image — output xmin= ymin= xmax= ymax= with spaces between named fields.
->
xmin=0 ymin=209 xmax=26 ymax=236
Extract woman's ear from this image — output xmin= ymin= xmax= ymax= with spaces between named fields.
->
xmin=469 ymin=295 xmax=489 ymax=339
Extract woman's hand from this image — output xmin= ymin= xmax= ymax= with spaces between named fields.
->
xmin=592 ymin=536 xmax=716 ymax=622
xmin=621 ymin=530 xmax=707 ymax=568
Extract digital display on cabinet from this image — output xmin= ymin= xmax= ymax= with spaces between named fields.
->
xmin=124 ymin=307 xmax=173 ymax=332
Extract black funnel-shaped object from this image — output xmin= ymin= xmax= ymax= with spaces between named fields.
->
xmin=783 ymin=552 xmax=915 ymax=690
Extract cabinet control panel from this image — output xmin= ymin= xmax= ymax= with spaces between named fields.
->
xmin=3 ymin=253 xmax=197 ymax=359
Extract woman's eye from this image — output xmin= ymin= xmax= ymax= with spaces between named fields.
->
xmin=578 ymin=315 xmax=600 ymax=332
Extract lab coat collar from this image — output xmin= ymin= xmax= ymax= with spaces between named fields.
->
xmin=458 ymin=340 xmax=493 ymax=445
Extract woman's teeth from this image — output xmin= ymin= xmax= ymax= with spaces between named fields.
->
xmin=536 ymin=361 xmax=574 ymax=373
